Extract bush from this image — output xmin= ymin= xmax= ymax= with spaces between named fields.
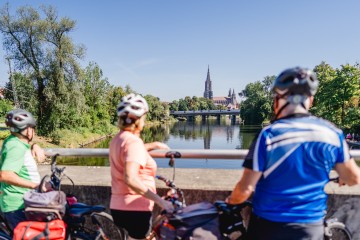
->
xmin=49 ymin=130 xmax=61 ymax=145
xmin=0 ymin=130 xmax=10 ymax=140
xmin=0 ymin=100 xmax=14 ymax=119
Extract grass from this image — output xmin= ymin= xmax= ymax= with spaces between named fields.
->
xmin=47 ymin=126 xmax=118 ymax=148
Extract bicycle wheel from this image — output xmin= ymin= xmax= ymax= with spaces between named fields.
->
xmin=325 ymin=221 xmax=352 ymax=240
xmin=0 ymin=232 xmax=11 ymax=240
xmin=90 ymin=212 xmax=124 ymax=239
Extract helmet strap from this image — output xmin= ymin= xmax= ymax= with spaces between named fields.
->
xmin=275 ymin=101 xmax=289 ymax=119
xmin=274 ymin=94 xmax=308 ymax=120
xmin=18 ymin=127 xmax=33 ymax=142
xmin=125 ymin=117 xmax=132 ymax=124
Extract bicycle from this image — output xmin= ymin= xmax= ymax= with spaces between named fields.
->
xmin=151 ymin=177 xmax=251 ymax=240
xmin=116 ymin=174 xmax=186 ymax=240
xmin=44 ymin=154 xmax=124 ymax=239
xmin=0 ymin=154 xmax=123 ymax=240
xmin=212 ymin=177 xmax=352 ymax=240
xmin=324 ymin=177 xmax=352 ymax=240
xmin=142 ymin=178 xmax=351 ymax=240
xmin=0 ymin=214 xmax=11 ymax=240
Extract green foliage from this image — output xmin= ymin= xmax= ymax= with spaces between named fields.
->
xmin=1 ymin=3 xmax=359 ymax=139
xmin=240 ymin=76 xmax=274 ymax=125
xmin=0 ymin=130 xmax=10 ymax=140
xmin=0 ymin=99 xmax=14 ymax=119
xmin=49 ymin=129 xmax=61 ymax=145
xmin=145 ymin=95 xmax=168 ymax=121
xmin=0 ymin=3 xmax=84 ymax=135
xmin=107 ymin=86 xmax=126 ymax=124
xmin=312 ymin=62 xmax=360 ymax=130
xmin=169 ymin=100 xmax=179 ymax=111
xmin=172 ymin=96 xmax=217 ymax=111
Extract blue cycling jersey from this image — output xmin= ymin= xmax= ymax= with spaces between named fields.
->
xmin=243 ymin=114 xmax=350 ymax=223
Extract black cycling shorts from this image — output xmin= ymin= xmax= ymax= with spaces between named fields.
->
xmin=246 ymin=213 xmax=324 ymax=240
xmin=111 ymin=209 xmax=152 ymax=239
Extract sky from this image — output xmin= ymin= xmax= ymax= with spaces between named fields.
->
xmin=1 ymin=0 xmax=360 ymax=102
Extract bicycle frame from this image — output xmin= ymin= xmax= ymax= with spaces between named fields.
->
xmin=43 ymin=154 xmax=114 ymax=239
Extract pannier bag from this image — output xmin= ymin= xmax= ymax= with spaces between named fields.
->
xmin=13 ymin=219 xmax=66 ymax=240
xmin=23 ymin=191 xmax=67 ymax=222
xmin=159 ymin=201 xmax=222 ymax=240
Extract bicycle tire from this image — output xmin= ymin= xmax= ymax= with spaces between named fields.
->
xmin=82 ymin=212 xmax=124 ymax=240
xmin=0 ymin=232 xmax=11 ymax=240
xmin=325 ymin=221 xmax=352 ymax=240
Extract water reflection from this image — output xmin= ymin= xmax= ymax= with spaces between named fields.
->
xmin=58 ymin=118 xmax=261 ymax=169
xmin=167 ymin=119 xmax=259 ymax=150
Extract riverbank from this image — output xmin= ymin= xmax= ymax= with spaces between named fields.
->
xmin=0 ymin=118 xmax=178 ymax=149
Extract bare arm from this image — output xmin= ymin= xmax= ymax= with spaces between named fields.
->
xmin=144 ymin=142 xmax=169 ymax=151
xmin=228 ymin=168 xmax=262 ymax=204
xmin=125 ymin=161 xmax=173 ymax=212
xmin=334 ymin=158 xmax=360 ymax=186
xmin=0 ymin=171 xmax=38 ymax=189
xmin=31 ymin=143 xmax=46 ymax=163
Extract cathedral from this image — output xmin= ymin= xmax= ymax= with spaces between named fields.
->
xmin=203 ymin=66 xmax=238 ymax=109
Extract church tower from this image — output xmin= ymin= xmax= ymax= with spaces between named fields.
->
xmin=203 ymin=66 xmax=213 ymax=99
xmin=231 ymin=89 xmax=236 ymax=105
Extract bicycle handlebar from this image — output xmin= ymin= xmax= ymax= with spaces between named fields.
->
xmin=156 ymin=175 xmax=186 ymax=208
xmin=329 ymin=177 xmax=339 ymax=183
xmin=214 ymin=200 xmax=252 ymax=215
xmin=39 ymin=153 xmax=74 ymax=193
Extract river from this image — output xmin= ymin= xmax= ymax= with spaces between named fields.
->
xmin=58 ymin=118 xmax=261 ymax=169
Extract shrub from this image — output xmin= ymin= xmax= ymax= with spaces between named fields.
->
xmin=0 ymin=130 xmax=10 ymax=140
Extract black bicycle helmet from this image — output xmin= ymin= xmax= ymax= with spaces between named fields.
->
xmin=272 ymin=67 xmax=319 ymax=97
xmin=5 ymin=109 xmax=36 ymax=132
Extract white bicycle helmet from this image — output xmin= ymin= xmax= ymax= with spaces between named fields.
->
xmin=117 ymin=93 xmax=149 ymax=121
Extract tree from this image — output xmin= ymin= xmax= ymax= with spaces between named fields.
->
xmin=240 ymin=76 xmax=274 ymax=125
xmin=311 ymin=62 xmax=337 ymax=121
xmin=107 ymin=86 xmax=126 ymax=124
xmin=333 ymin=64 xmax=360 ymax=127
xmin=82 ymin=62 xmax=111 ymax=129
xmin=3 ymin=72 xmax=37 ymax=111
xmin=312 ymin=62 xmax=360 ymax=129
xmin=0 ymin=4 xmax=84 ymax=134
xmin=0 ymin=99 xmax=13 ymax=118
xmin=169 ymin=100 xmax=179 ymax=111
xmin=144 ymin=95 xmax=167 ymax=121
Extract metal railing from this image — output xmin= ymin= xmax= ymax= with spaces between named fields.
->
xmin=45 ymin=148 xmax=360 ymax=161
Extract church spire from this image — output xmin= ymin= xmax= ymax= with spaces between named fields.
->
xmin=206 ymin=65 xmax=210 ymax=82
xmin=203 ymin=65 xmax=213 ymax=99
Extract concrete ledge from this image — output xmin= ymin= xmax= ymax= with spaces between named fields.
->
xmin=38 ymin=166 xmax=360 ymax=195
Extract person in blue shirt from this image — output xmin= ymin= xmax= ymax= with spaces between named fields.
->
xmin=228 ymin=67 xmax=360 ymax=240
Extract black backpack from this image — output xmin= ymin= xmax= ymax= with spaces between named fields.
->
xmin=159 ymin=201 xmax=222 ymax=240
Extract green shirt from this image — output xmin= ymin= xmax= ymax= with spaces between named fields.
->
xmin=0 ymin=135 xmax=40 ymax=212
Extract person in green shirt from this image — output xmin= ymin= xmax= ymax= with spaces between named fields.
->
xmin=0 ymin=109 xmax=47 ymax=229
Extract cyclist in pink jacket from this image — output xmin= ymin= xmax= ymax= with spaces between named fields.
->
xmin=109 ymin=93 xmax=173 ymax=240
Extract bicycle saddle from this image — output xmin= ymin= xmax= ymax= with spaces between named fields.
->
xmin=69 ymin=203 xmax=106 ymax=218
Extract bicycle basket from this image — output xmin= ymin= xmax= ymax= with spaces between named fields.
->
xmin=23 ymin=190 xmax=67 ymax=222
xmin=159 ymin=201 xmax=221 ymax=240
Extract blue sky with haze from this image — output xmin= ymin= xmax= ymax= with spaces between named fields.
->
xmin=1 ymin=1 xmax=360 ymax=102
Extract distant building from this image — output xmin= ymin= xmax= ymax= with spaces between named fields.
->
xmin=203 ymin=66 xmax=238 ymax=109
xmin=203 ymin=66 xmax=213 ymax=99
